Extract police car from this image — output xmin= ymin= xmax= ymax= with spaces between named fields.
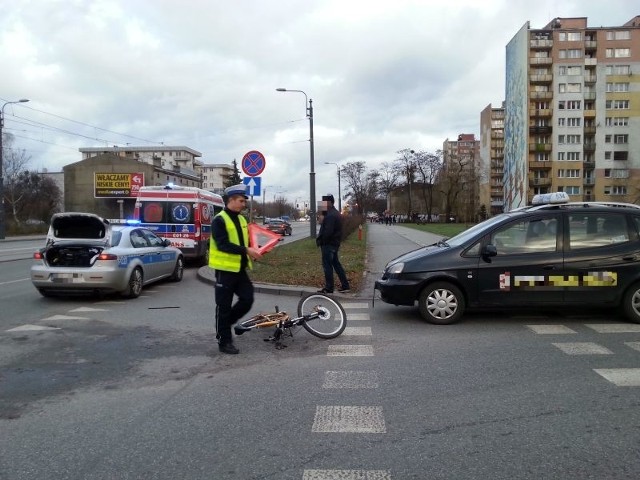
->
xmin=375 ymin=193 xmax=640 ymax=324
xmin=31 ymin=213 xmax=184 ymax=298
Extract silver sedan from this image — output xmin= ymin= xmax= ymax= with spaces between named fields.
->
xmin=31 ymin=212 xmax=184 ymax=298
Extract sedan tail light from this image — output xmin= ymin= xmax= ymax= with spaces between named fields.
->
xmin=97 ymin=253 xmax=118 ymax=261
xmin=33 ymin=252 xmax=44 ymax=260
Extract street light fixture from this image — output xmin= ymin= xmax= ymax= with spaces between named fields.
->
xmin=324 ymin=162 xmax=341 ymax=213
xmin=0 ymin=98 xmax=30 ymax=240
xmin=276 ymin=88 xmax=316 ymax=238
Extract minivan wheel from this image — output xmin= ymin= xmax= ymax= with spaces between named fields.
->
xmin=622 ymin=282 xmax=640 ymax=324
xmin=418 ymin=282 xmax=465 ymax=325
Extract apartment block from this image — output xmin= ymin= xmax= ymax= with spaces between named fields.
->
xmin=480 ymin=103 xmax=505 ymax=216
xmin=504 ymin=15 xmax=640 ymax=210
xmin=442 ymin=134 xmax=480 ymax=222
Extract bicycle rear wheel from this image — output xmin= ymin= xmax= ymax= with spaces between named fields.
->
xmin=297 ymin=293 xmax=347 ymax=339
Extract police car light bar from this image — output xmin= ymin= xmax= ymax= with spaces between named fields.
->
xmin=531 ymin=192 xmax=570 ymax=205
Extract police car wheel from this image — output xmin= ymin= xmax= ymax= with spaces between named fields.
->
xmin=622 ymin=282 xmax=640 ymax=324
xmin=123 ymin=267 xmax=143 ymax=298
xmin=418 ymin=282 xmax=465 ymax=325
xmin=170 ymin=257 xmax=184 ymax=282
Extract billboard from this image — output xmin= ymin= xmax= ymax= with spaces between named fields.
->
xmin=94 ymin=172 xmax=144 ymax=198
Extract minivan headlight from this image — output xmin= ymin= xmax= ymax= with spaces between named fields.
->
xmin=387 ymin=262 xmax=404 ymax=275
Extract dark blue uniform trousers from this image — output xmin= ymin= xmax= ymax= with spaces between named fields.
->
xmin=215 ymin=269 xmax=254 ymax=345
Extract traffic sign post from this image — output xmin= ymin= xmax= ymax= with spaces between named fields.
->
xmin=241 ymin=151 xmax=266 ymax=224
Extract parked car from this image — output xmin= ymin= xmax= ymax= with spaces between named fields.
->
xmin=266 ymin=218 xmax=292 ymax=236
xmin=375 ymin=192 xmax=640 ymax=324
xmin=31 ymin=213 xmax=184 ymax=298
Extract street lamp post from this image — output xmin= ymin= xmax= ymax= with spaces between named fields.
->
xmin=0 ymin=98 xmax=30 ymax=240
xmin=324 ymin=162 xmax=341 ymax=212
xmin=276 ymin=88 xmax=316 ymax=238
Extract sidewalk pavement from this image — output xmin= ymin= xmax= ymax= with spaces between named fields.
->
xmin=196 ymin=223 xmax=443 ymax=299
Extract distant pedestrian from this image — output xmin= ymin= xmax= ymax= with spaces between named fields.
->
xmin=209 ymin=183 xmax=262 ymax=354
xmin=316 ymin=194 xmax=350 ymax=294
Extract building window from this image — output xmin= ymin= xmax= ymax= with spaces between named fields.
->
xmin=558 ymin=118 xmax=565 ymax=126
xmin=606 ymin=65 xmax=630 ymax=75
xmin=567 ymin=117 xmax=581 ymax=127
xmin=557 ymin=152 xmax=565 ymax=161
xmin=567 ymin=152 xmax=581 ymax=161
xmin=605 ymin=169 xmax=629 ymax=178
xmin=536 ymin=153 xmax=550 ymax=161
xmin=606 ymin=100 xmax=630 ymax=109
xmin=558 ymin=135 xmax=565 ymax=144
xmin=614 ymin=134 xmax=628 ymax=144
xmin=567 ymin=134 xmax=581 ymax=144
xmin=605 ymin=186 xmax=627 ymax=195
xmin=606 ymin=82 xmax=630 ymax=92
xmin=605 ymin=117 xmax=629 ymax=126
xmin=607 ymin=30 xmax=630 ymax=40
xmin=614 ymin=151 xmax=628 ymax=161
xmin=567 ymin=83 xmax=581 ymax=93
xmin=565 ymin=186 xmax=581 ymax=195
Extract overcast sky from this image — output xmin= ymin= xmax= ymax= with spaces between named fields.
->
xmin=1 ymin=0 xmax=636 ymax=204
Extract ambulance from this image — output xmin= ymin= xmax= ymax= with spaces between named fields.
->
xmin=133 ymin=185 xmax=224 ymax=265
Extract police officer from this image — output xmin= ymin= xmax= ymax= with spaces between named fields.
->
xmin=209 ymin=184 xmax=262 ymax=354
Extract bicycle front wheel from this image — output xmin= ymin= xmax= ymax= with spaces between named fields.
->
xmin=297 ymin=293 xmax=347 ymax=339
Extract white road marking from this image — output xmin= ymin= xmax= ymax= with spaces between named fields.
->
xmin=312 ymin=406 xmax=386 ymax=433
xmin=343 ymin=327 xmax=372 ymax=336
xmin=6 ymin=324 xmax=61 ymax=332
xmin=552 ymin=342 xmax=613 ymax=355
xmin=0 ymin=278 xmax=30 ymax=286
xmin=585 ymin=324 xmax=640 ymax=333
xmin=327 ymin=345 xmax=374 ymax=357
xmin=323 ymin=371 xmax=379 ymax=389
xmin=594 ymin=368 xmax=640 ymax=386
xmin=41 ymin=315 xmax=90 ymax=321
xmin=345 ymin=313 xmax=370 ymax=321
xmin=303 ymin=470 xmax=391 ymax=480
xmin=527 ymin=325 xmax=577 ymax=334
xmin=342 ymin=302 xmax=370 ymax=309
xmin=625 ymin=342 xmax=640 ymax=352
xmin=69 ymin=307 xmax=109 ymax=312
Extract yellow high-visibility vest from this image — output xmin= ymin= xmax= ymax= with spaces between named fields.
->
xmin=208 ymin=211 xmax=251 ymax=272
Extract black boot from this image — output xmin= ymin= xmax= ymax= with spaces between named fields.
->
xmin=219 ymin=342 xmax=239 ymax=355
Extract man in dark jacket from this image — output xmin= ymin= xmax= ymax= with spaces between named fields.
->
xmin=316 ymin=194 xmax=350 ymax=294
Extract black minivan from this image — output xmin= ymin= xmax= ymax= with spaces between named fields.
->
xmin=375 ymin=193 xmax=640 ymax=324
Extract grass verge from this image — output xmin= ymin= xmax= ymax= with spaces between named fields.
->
xmin=250 ymin=230 xmax=367 ymax=291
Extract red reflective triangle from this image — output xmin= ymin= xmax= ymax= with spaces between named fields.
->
xmin=248 ymin=223 xmax=282 ymax=254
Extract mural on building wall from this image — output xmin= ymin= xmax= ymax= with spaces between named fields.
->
xmin=504 ymin=22 xmax=529 ymax=210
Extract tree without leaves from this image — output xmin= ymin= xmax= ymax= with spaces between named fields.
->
xmin=393 ymin=148 xmax=416 ymax=218
xmin=413 ymin=149 xmax=443 ymax=222
xmin=376 ymin=161 xmax=398 ymax=210
xmin=340 ymin=161 xmax=379 ymax=215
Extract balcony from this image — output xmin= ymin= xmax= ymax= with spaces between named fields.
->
xmin=583 ymin=177 xmax=595 ymax=186
xmin=530 ymin=57 xmax=552 ymax=65
xmin=530 ymin=74 xmax=553 ymax=84
xmin=491 ymin=131 xmax=504 ymax=139
xmin=530 ymin=108 xmax=553 ymax=117
xmin=584 ymin=125 xmax=596 ymax=134
xmin=584 ymin=142 xmax=596 ymax=152
xmin=584 ymin=109 xmax=596 ymax=118
xmin=529 ymin=161 xmax=552 ymax=169
xmin=584 ymin=40 xmax=597 ymax=50
xmin=583 ymin=160 xmax=596 ymax=169
xmin=584 ymin=92 xmax=596 ymax=101
xmin=529 ymin=143 xmax=552 ymax=153
xmin=529 ymin=125 xmax=552 ymax=134
xmin=529 ymin=177 xmax=552 ymax=187
xmin=530 ymin=91 xmax=553 ymax=100
xmin=584 ymin=194 xmax=595 ymax=201
xmin=584 ymin=75 xmax=597 ymax=84
xmin=530 ymin=39 xmax=553 ymax=49
xmin=585 ymin=58 xmax=597 ymax=66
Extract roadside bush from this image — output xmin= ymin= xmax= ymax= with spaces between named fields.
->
xmin=341 ymin=214 xmax=364 ymax=240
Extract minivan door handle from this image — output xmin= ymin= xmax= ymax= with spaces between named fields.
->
xmin=622 ymin=255 xmax=637 ymax=261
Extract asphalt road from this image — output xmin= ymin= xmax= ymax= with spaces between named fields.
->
xmin=1 ymin=229 xmax=640 ymax=479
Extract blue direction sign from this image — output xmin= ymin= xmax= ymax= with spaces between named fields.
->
xmin=242 ymin=176 xmax=261 ymax=197
xmin=241 ymin=150 xmax=266 ymax=177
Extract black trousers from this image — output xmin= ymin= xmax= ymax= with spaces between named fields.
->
xmin=215 ymin=269 xmax=254 ymax=345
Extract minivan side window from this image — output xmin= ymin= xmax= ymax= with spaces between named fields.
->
xmin=568 ymin=213 xmax=629 ymax=249
xmin=491 ymin=217 xmax=557 ymax=255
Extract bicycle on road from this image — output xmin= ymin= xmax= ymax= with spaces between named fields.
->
xmin=234 ymin=293 xmax=347 ymax=349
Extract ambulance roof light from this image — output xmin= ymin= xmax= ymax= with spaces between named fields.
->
xmin=531 ymin=192 xmax=570 ymax=206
